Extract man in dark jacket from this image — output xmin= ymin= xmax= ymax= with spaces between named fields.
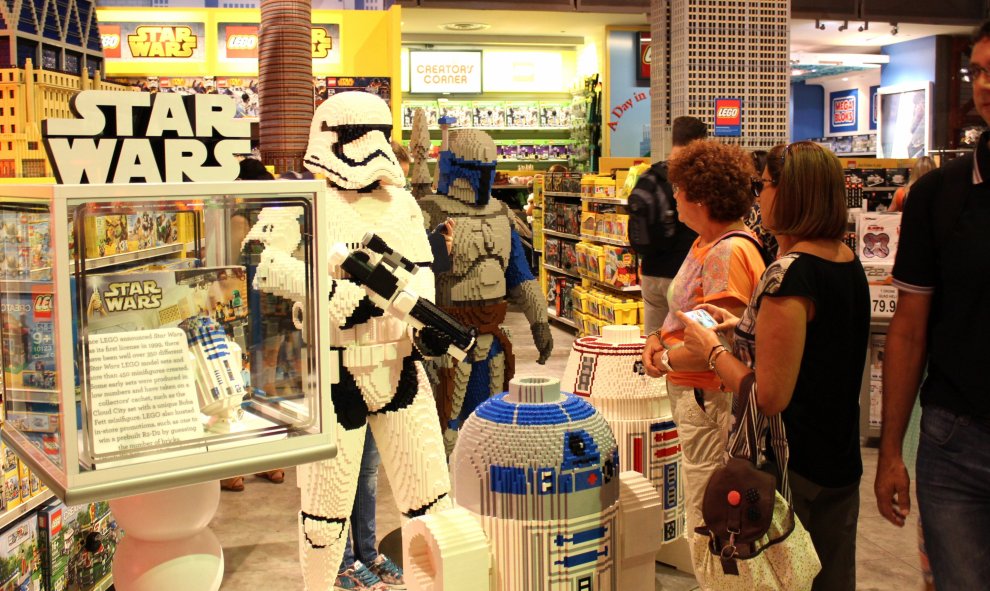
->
xmin=628 ymin=116 xmax=707 ymax=333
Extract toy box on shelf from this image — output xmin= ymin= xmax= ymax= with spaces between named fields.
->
xmin=0 ymin=508 xmax=41 ymax=590
xmin=0 ymin=182 xmax=335 ymax=505
xmin=37 ymin=498 xmax=119 ymax=591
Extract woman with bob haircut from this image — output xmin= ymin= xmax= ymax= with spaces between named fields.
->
xmin=641 ymin=139 xmax=768 ymax=556
xmin=677 ymin=141 xmax=870 ymax=590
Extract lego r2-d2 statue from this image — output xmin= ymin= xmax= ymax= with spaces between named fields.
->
xmin=561 ymin=324 xmax=685 ymax=545
xmin=402 ymin=376 xmax=662 ymax=591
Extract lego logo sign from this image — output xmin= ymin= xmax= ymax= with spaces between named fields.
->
xmin=637 ymin=32 xmax=651 ymax=81
xmin=715 ymin=102 xmax=741 ymax=125
xmin=225 ymin=25 xmax=259 ymax=59
xmin=228 ymin=36 xmax=257 ymax=49
xmin=50 ymin=510 xmax=62 ymax=535
xmin=829 ymin=89 xmax=859 ymax=133
xmin=714 ymin=98 xmax=742 ymax=136
xmin=100 ymin=25 xmax=122 ymax=58
xmin=33 ymin=291 xmax=53 ymax=320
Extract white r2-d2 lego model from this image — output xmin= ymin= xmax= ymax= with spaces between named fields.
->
xmin=402 ymin=376 xmax=662 ymax=591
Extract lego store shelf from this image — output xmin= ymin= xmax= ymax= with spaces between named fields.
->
xmin=586 ymin=278 xmax=641 ymax=293
xmin=543 ymin=229 xmax=581 ymax=241
xmin=545 ymin=191 xmax=582 ymax=199
xmin=581 ymin=234 xmax=632 ymax=247
xmin=0 ymin=489 xmax=55 ymax=532
xmin=543 ymin=264 xmax=580 ymax=280
xmin=0 ymin=280 xmax=46 ymax=293
xmin=84 ymin=241 xmax=195 ymax=271
xmin=91 ymin=575 xmax=114 ymax=591
xmin=547 ymin=306 xmax=578 ymax=329
xmin=584 ymin=196 xmax=629 ymax=205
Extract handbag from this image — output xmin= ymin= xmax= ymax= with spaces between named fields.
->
xmin=692 ymin=374 xmax=821 ymax=590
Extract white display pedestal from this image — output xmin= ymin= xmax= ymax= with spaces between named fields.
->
xmin=110 ymin=480 xmax=224 ymax=591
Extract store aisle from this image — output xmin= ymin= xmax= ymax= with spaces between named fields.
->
xmin=211 ymin=308 xmax=923 ymax=591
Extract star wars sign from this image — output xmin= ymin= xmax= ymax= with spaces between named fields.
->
xmin=42 ymin=90 xmax=251 ymax=184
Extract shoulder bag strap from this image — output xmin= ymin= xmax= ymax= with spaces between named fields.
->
xmin=728 ymin=373 xmax=793 ymax=505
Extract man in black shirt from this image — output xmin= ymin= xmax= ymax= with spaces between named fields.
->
xmin=876 ymin=20 xmax=990 ymax=590
xmin=627 ymin=116 xmax=706 ymax=334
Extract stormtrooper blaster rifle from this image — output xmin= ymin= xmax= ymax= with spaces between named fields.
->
xmin=329 ymin=233 xmax=477 ymax=362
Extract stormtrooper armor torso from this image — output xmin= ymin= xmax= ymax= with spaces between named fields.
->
xmin=324 ymin=184 xmax=435 ymax=411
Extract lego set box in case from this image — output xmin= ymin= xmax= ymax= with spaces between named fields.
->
xmin=0 ymin=181 xmax=336 ymax=504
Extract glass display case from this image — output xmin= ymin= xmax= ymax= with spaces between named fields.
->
xmin=0 ymin=181 xmax=334 ymax=504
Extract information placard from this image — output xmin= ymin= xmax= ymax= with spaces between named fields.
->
xmin=88 ymin=329 xmax=204 ymax=455
xmin=409 ymin=50 xmax=482 ymax=94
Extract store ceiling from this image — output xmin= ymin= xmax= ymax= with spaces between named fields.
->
xmin=399 ymin=7 xmax=975 ymax=65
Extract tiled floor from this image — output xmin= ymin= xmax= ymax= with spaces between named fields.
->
xmin=211 ymin=309 xmax=926 ymax=590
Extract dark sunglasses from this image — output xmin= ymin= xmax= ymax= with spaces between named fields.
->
xmin=751 ymin=177 xmax=764 ymax=197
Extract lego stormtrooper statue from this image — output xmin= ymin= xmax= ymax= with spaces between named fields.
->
xmin=296 ymin=91 xmax=452 ymax=590
xmin=418 ymin=129 xmax=552 ymax=453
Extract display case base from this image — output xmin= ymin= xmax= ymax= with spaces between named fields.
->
xmin=110 ymin=480 xmax=224 ymax=591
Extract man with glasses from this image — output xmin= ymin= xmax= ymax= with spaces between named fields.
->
xmin=875 ymin=19 xmax=990 ymax=590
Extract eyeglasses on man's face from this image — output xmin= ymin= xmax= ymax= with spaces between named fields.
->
xmin=963 ymin=63 xmax=990 ymax=83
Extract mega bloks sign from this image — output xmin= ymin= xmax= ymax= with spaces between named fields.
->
xmin=830 ymin=89 xmax=859 ymax=134
xmin=713 ymin=98 xmax=742 ymax=137
xmin=42 ymin=91 xmax=251 ymax=184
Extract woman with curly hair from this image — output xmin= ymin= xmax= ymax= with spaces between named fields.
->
xmin=641 ymin=139 xmax=768 ymax=546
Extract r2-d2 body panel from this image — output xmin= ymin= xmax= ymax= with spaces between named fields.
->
xmin=561 ymin=325 xmax=685 ymax=544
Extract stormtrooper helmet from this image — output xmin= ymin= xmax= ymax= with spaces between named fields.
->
xmin=437 ymin=129 xmax=498 ymax=206
xmin=304 ymin=92 xmax=403 ymax=190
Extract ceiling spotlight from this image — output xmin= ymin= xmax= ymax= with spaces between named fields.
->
xmin=815 ymin=19 xmax=826 ymax=31
xmin=838 ymin=21 xmax=849 ymax=32
xmin=441 ymin=22 xmax=491 ymax=32
xmin=891 ymin=23 xmax=899 ymax=36
xmin=858 ymin=21 xmax=869 ymax=32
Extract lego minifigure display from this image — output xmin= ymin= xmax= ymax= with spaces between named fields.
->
xmin=418 ymin=128 xmax=553 ymax=454
xmin=403 ymin=376 xmax=663 ymax=591
xmin=279 ymin=91 xmax=453 ymax=590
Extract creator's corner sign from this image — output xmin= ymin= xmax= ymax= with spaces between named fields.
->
xmin=830 ymin=89 xmax=859 ymax=134
xmin=42 ymin=90 xmax=251 ymax=184
xmin=714 ymin=98 xmax=742 ymax=137
xmin=409 ymin=50 xmax=482 ymax=94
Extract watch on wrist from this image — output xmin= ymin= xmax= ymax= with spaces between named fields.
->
xmin=659 ymin=349 xmax=674 ymax=372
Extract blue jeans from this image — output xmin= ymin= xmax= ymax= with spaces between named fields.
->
xmin=340 ymin=429 xmax=381 ymax=571
xmin=916 ymin=404 xmax=990 ymax=589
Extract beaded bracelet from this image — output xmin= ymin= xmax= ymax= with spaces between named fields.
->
xmin=707 ymin=345 xmax=729 ymax=370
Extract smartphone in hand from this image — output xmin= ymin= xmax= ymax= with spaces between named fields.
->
xmin=684 ymin=308 xmax=718 ymax=329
